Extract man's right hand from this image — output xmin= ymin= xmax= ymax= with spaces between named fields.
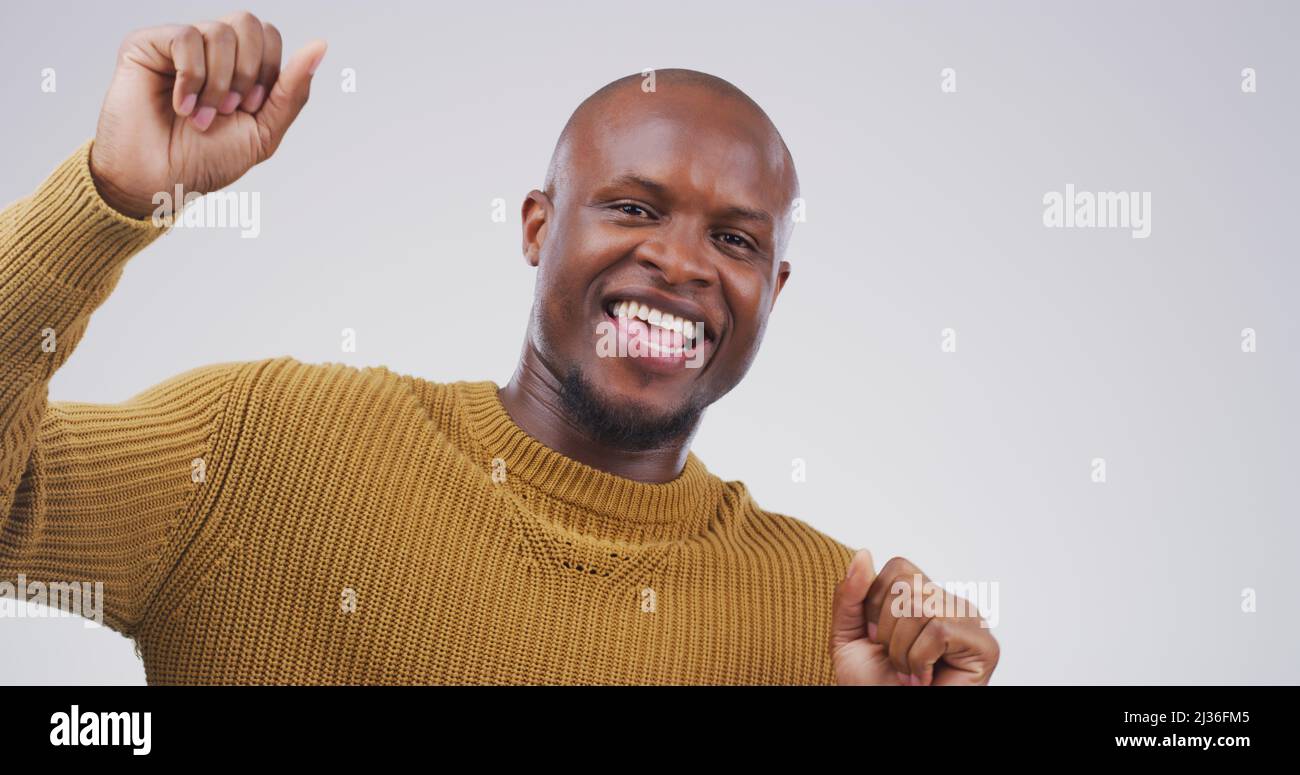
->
xmin=89 ymin=11 xmax=326 ymax=219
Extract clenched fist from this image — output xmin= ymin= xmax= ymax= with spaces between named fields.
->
xmin=830 ymin=550 xmax=1000 ymax=685
xmin=89 ymin=11 xmax=326 ymax=218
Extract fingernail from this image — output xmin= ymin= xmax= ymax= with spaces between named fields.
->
xmin=219 ymin=91 xmax=242 ymax=115
xmin=909 ymin=674 xmax=922 ymax=686
xmin=190 ymin=106 xmax=216 ymax=131
xmin=896 ymin=672 xmax=909 ymax=685
xmin=241 ymin=84 xmax=266 ymax=113
xmin=308 ymin=52 xmax=324 ymax=76
xmin=179 ymin=93 xmax=197 ymax=116
xmin=866 ymin=621 xmax=877 ymax=641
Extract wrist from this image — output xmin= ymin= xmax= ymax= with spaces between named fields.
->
xmin=88 ymin=142 xmax=154 ymax=220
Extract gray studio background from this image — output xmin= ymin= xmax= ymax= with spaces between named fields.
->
xmin=1 ymin=0 xmax=1296 ymax=684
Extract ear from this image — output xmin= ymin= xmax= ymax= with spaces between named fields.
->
xmin=521 ymin=190 xmax=552 ymax=267
xmin=770 ymin=259 xmax=791 ymax=311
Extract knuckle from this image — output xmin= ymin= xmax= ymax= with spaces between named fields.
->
xmin=117 ymin=27 xmax=151 ymax=59
xmin=928 ymin=617 xmax=952 ymax=639
xmin=881 ymin=556 xmax=908 ymax=575
xmin=120 ymin=28 xmax=145 ymax=49
xmin=230 ymin=10 xmax=259 ymax=28
xmin=211 ymin=22 xmax=237 ymax=46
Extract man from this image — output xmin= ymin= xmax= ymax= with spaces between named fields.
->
xmin=0 ymin=11 xmax=998 ymax=685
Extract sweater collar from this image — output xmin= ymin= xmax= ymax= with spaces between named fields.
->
xmin=455 ymin=380 xmax=729 ymax=542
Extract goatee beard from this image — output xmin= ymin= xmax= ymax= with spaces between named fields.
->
xmin=557 ymin=366 xmax=703 ymax=450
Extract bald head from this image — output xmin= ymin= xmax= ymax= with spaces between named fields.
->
xmin=543 ymin=68 xmax=798 ymax=207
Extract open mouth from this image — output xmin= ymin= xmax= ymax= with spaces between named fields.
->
xmin=602 ymin=298 xmax=714 ymax=364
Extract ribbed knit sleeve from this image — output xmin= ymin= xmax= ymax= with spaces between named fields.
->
xmin=0 ymin=142 xmax=240 ymax=635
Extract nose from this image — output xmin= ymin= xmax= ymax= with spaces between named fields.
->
xmin=634 ymin=218 xmax=716 ymax=288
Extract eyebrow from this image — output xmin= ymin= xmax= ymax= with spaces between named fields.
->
xmin=603 ymin=172 xmax=775 ymax=229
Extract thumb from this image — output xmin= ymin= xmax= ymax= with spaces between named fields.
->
xmin=829 ymin=548 xmax=877 ymax=650
xmin=255 ymin=39 xmax=327 ymax=159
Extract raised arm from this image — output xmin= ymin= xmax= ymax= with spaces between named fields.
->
xmin=0 ymin=11 xmax=323 ymax=635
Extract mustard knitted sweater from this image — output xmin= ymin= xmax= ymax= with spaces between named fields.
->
xmin=0 ymin=142 xmax=855 ymax=685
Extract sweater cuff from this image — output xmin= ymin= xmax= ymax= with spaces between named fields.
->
xmin=16 ymin=139 xmax=170 ymax=291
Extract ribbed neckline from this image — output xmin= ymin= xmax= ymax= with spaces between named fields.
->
xmin=455 ymin=380 xmax=728 ymax=542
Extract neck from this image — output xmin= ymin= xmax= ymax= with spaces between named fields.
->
xmin=497 ymin=341 xmax=698 ymax=484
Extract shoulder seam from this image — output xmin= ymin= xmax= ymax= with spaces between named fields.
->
xmin=130 ymin=358 xmax=278 ymax=636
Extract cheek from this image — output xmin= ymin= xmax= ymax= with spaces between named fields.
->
xmin=575 ymin=225 xmax=638 ymax=268
xmin=533 ymin=276 xmax=583 ymax=344
xmin=530 ymin=236 xmax=611 ymax=353
xmin=538 ymin=217 xmax=627 ymax=284
xmin=534 ymin=246 xmax=586 ymax=317
xmin=719 ymin=272 xmax=771 ymax=345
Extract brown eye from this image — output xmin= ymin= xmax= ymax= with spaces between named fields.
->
xmin=616 ymin=203 xmax=650 ymax=217
xmin=718 ymin=232 xmax=751 ymax=249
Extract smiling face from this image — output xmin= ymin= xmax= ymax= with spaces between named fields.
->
xmin=521 ymin=72 xmax=798 ymax=448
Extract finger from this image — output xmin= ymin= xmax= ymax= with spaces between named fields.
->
xmin=929 ymin=617 xmax=999 ymax=685
xmin=190 ymin=21 xmax=238 ymax=131
xmin=829 ymin=549 xmax=876 ymax=651
xmin=875 ymin=568 xmax=934 ymax=678
xmin=254 ymin=39 xmax=326 ymax=158
xmin=863 ymin=556 xmax=927 ymax=638
xmin=905 ymin=618 xmax=950 ymax=686
xmin=871 ymin=568 xmax=913 ymax=649
xmin=886 ymin=598 xmax=932 ymax=677
xmin=242 ymin=21 xmax=282 ymax=113
xmin=168 ymin=26 xmax=206 ymax=117
xmin=115 ymin=25 xmax=206 ymax=116
xmin=220 ymin=11 xmax=264 ymax=114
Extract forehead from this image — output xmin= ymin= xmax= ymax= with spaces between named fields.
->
xmin=566 ymin=89 xmax=795 ymax=212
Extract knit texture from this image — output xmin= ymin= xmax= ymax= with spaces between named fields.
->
xmin=1 ymin=142 xmax=856 ymax=684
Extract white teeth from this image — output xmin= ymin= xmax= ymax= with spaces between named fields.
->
xmin=609 ymin=299 xmax=706 ymax=344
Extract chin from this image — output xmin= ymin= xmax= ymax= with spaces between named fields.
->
xmin=585 ymin=361 xmax=682 ymax=412
xmin=560 ymin=359 xmax=704 ymax=447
